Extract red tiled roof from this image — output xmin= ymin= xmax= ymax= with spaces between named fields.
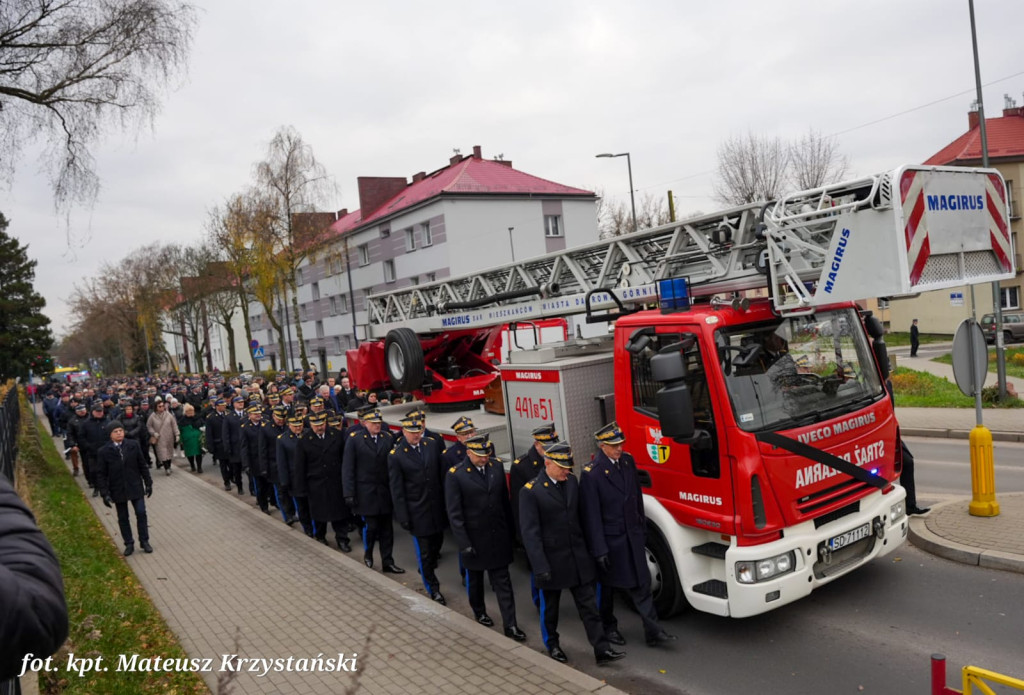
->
xmin=330 ymin=155 xmax=593 ymax=236
xmin=925 ymin=111 xmax=1024 ymax=165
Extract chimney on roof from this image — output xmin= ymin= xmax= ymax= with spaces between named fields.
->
xmin=1002 ymin=93 xmax=1024 ymax=119
xmin=968 ymin=99 xmax=980 ymax=130
xmin=357 ymin=177 xmax=407 ymax=217
xmin=412 ymin=171 xmax=426 ymax=183
xmin=472 ymin=145 xmax=482 ymax=158
xmin=335 ymin=209 xmax=348 ymax=220
xmin=450 ymin=154 xmax=462 ymax=165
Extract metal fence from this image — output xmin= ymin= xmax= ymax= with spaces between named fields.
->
xmin=0 ymin=386 xmax=21 ymax=483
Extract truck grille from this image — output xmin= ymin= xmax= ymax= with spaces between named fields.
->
xmin=796 ymin=479 xmax=870 ymax=517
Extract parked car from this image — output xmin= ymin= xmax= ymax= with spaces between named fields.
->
xmin=981 ymin=312 xmax=1024 ymax=344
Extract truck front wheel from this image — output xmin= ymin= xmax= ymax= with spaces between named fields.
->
xmin=646 ymin=526 xmax=686 ymax=618
xmin=385 ymin=328 xmax=425 ymax=392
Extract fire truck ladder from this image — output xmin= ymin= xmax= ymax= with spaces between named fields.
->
xmin=365 ymin=166 xmax=1013 ymax=337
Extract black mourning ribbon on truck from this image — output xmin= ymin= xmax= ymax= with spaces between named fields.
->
xmin=755 ymin=432 xmax=889 ymax=491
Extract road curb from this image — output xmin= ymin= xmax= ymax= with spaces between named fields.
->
xmin=908 ymin=499 xmax=1024 ymax=575
xmin=900 ymin=427 xmax=1024 ymax=442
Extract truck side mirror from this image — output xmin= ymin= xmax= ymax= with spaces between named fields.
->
xmin=651 ymin=351 xmax=695 ymax=440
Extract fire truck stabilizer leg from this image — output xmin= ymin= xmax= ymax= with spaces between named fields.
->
xmin=968 ymin=426 xmax=1000 ymax=517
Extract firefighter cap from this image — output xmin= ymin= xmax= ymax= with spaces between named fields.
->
xmin=361 ymin=409 xmax=383 ymax=424
xmin=245 ymin=405 xmax=262 ymax=415
xmin=309 ymin=396 xmax=324 ymax=407
xmin=465 ymin=433 xmax=491 ymax=455
xmin=287 ymin=416 xmax=305 ymax=427
xmin=543 ymin=441 xmax=574 ymax=468
xmin=280 ymin=387 xmax=295 ymax=397
xmin=327 ymin=414 xmax=344 ymax=427
xmin=308 ymin=411 xmax=328 ymax=426
xmin=405 ymin=407 xmax=426 ymax=422
xmin=531 ymin=423 xmax=559 ymax=443
xmin=400 ymin=417 xmax=423 ymax=432
xmin=451 ymin=416 xmax=475 ymax=434
xmin=272 ymin=404 xmax=289 ymax=417
xmin=594 ymin=421 xmax=625 ymax=445
xmin=357 ymin=405 xmax=377 ymax=418
xmin=232 ymin=395 xmax=245 ymax=403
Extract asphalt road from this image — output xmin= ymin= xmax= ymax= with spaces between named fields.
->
xmin=176 ymin=440 xmax=1023 ymax=695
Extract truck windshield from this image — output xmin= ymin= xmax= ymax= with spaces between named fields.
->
xmin=718 ymin=308 xmax=884 ymax=432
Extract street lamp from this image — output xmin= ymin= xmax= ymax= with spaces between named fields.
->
xmin=596 ymin=152 xmax=637 ymax=233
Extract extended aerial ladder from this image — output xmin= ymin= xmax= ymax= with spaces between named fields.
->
xmin=351 ymin=165 xmax=1014 ymax=403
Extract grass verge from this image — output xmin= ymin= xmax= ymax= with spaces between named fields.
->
xmin=891 ymin=367 xmax=1024 ymax=408
xmin=932 ymin=346 xmax=1024 ymax=380
xmin=15 ymin=391 xmax=209 ymax=695
xmin=884 ymin=331 xmax=951 ymax=347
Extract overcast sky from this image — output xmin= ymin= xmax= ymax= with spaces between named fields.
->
xmin=4 ymin=0 xmax=1024 ymax=336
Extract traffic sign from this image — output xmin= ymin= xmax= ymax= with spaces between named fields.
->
xmin=253 ymin=346 xmax=265 ymax=359
xmin=250 ymin=339 xmax=260 ymax=349
xmin=952 ymin=319 xmax=987 ymax=397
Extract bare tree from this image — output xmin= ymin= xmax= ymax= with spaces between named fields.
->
xmin=712 ymin=132 xmax=790 ymax=205
xmin=597 ymin=188 xmax=671 ymax=237
xmin=0 ymin=0 xmax=197 ymax=207
xmin=788 ymin=128 xmax=849 ymax=190
xmin=253 ymin=126 xmax=336 ymax=370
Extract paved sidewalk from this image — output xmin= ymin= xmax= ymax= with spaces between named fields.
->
xmin=909 ymin=493 xmax=1024 ymax=575
xmin=48 ymin=423 xmax=626 ymax=694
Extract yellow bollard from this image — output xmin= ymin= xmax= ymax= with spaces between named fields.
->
xmin=968 ymin=426 xmax=1000 ymax=517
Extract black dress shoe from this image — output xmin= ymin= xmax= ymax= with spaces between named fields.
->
xmin=224 ymin=482 xmax=232 ymax=491
xmin=124 ymin=544 xmax=135 ymax=557
xmin=909 ymin=506 xmax=931 ymax=515
xmin=382 ymin=564 xmax=405 ymax=574
xmin=430 ymin=591 xmax=447 ymax=606
xmin=92 ymin=488 xmax=99 ymax=497
xmin=595 ymin=648 xmax=626 ymax=665
xmin=548 ymin=646 xmax=567 ymax=663
xmin=476 ymin=614 xmax=494 ymax=627
xmin=606 ymin=629 xmax=626 ymax=646
xmin=645 ymin=630 xmax=677 ymax=647
xmin=364 ymin=556 xmax=374 ymax=568
xmin=317 ymin=538 xmax=329 ymax=546
xmin=504 ymin=626 xmax=527 ymax=642
xmin=336 ymin=537 xmax=351 ymax=553
xmin=285 ymin=516 xmax=297 ymax=527
xmin=141 ymin=541 xmax=153 ymax=554
xmin=260 ymin=507 xmax=271 ymax=515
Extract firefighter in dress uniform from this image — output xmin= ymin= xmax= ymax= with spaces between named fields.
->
xmin=342 ymin=408 xmax=404 ymax=573
xmin=259 ymin=404 xmax=295 ymax=523
xmin=277 ymin=415 xmax=313 ymax=536
xmin=445 ymin=433 xmax=527 ymax=642
xmin=518 ymin=441 xmax=626 ymax=666
xmin=293 ymin=411 xmax=352 ymax=551
xmin=509 ymin=422 xmax=559 ymax=607
xmin=580 ymin=422 xmax=676 ymax=648
xmin=221 ymin=396 xmax=247 ymax=494
xmin=388 ymin=416 xmax=447 ymax=604
xmin=240 ymin=405 xmax=271 ymax=513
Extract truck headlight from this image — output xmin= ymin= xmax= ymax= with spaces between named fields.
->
xmin=890 ymin=501 xmax=906 ymax=522
xmin=736 ymin=550 xmax=796 ymax=584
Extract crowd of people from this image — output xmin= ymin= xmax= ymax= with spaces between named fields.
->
xmin=36 ymin=367 xmax=676 ymax=666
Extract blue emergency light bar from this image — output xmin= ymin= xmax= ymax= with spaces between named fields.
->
xmin=658 ymin=277 xmax=691 ymax=313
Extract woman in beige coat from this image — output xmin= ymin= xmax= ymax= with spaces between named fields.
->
xmin=147 ymin=399 xmax=180 ymax=476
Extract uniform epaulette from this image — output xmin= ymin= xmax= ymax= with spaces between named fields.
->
xmin=449 ymin=466 xmax=456 ymax=474
xmin=389 ymin=448 xmax=396 ymax=455
xmin=350 ymin=431 xmax=357 ymax=437
xmin=583 ymin=464 xmax=594 ymax=473
xmin=465 ymin=467 xmax=472 ymax=473
xmin=524 ymin=481 xmax=534 ymax=490
xmin=277 ymin=434 xmax=283 ymax=439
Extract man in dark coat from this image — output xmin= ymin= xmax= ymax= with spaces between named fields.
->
xmin=78 ymin=401 xmax=110 ymax=497
xmin=0 ymin=477 xmax=68 ymax=685
xmin=580 ymin=422 xmax=675 ymax=648
xmin=910 ymin=318 xmax=920 ymax=357
xmin=240 ymin=405 xmax=270 ymax=513
xmin=294 ymin=412 xmax=352 ymax=551
xmin=441 ymin=416 xmax=475 ymax=469
xmin=65 ymin=402 xmax=88 ymax=476
xmin=277 ymin=416 xmax=312 ymax=535
xmin=445 ymin=433 xmax=526 ymax=641
xmin=95 ymin=421 xmax=153 ymax=556
xmin=389 ymin=416 xmax=447 ymax=603
xmin=260 ymin=405 xmax=296 ymax=524
xmin=221 ymin=395 xmax=247 ymax=494
xmin=519 ymin=441 xmax=625 ymax=666
xmin=342 ymin=408 xmax=403 ymax=573
xmin=509 ymin=422 xmax=559 ymax=608
xmin=206 ymin=398 xmax=228 ymax=484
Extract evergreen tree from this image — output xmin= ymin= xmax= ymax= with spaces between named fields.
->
xmin=0 ymin=213 xmax=53 ymax=380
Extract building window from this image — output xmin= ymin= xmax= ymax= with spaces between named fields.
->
xmin=296 ymin=268 xmax=305 ymax=285
xmin=877 ymin=297 xmax=890 ymax=309
xmin=544 ymin=214 xmax=563 ymax=237
xmin=312 ymin=282 xmax=320 ymax=301
xmin=410 ymin=276 xmax=419 ymax=286
xmin=358 ymin=244 xmax=370 ymax=266
xmin=1001 ymin=286 xmax=1020 ymax=310
xmin=381 ymin=226 xmax=390 ymax=238
xmin=329 ymin=296 xmax=338 ymax=315
xmin=421 ymin=222 xmax=432 ymax=247
xmin=316 ymin=320 xmax=324 ymax=339
xmin=425 ymin=272 xmax=436 ymax=283
xmin=384 ymin=259 xmax=396 ymax=283
xmin=1008 ymin=180 xmax=1019 ymax=220
xmin=405 ymin=228 xmax=416 ymax=252
xmin=333 ymin=337 xmax=342 ymax=353
xmin=339 ymin=294 xmax=349 ymax=313
xmin=300 ymin=304 xmax=309 ymax=321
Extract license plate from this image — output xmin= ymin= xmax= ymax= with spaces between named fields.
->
xmin=828 ymin=523 xmax=871 ymax=550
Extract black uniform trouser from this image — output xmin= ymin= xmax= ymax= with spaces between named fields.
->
xmin=313 ymin=519 xmax=349 ymax=544
xmin=361 ymin=513 xmax=395 ymax=564
xmin=899 ymin=439 xmax=918 ymax=509
xmin=412 ymin=533 xmax=443 ymax=594
xmin=272 ymin=484 xmax=295 ymax=521
xmin=223 ymin=458 xmax=243 ymax=491
xmin=115 ymin=497 xmax=149 ymax=545
xmin=597 ymin=580 xmax=662 ymax=638
xmin=82 ymin=452 xmax=97 ymax=487
xmin=253 ymin=474 xmax=271 ymax=511
xmin=539 ymin=582 xmax=609 ymax=654
xmin=466 ymin=565 xmax=517 ymax=630
xmin=293 ymin=496 xmax=313 ymax=535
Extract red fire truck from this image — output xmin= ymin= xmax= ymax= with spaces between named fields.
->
xmin=348 ymin=165 xmax=1014 ymax=617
